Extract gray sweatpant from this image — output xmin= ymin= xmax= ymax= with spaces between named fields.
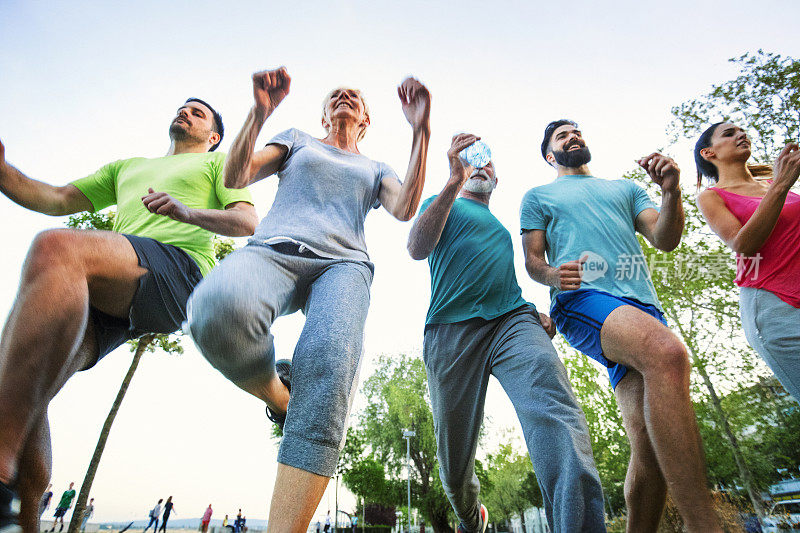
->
xmin=423 ymin=305 xmax=606 ymax=533
xmin=740 ymin=287 xmax=800 ymax=404
xmin=187 ymin=243 xmax=373 ymax=477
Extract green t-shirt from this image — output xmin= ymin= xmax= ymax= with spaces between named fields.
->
xmin=420 ymin=196 xmax=528 ymax=324
xmin=71 ymin=152 xmax=252 ymax=275
xmin=57 ymin=489 xmax=76 ymax=509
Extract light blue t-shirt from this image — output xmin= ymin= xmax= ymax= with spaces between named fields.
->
xmin=422 ymin=196 xmax=528 ymax=325
xmin=519 ymin=175 xmax=662 ymax=311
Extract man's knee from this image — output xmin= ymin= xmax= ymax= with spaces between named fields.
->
xmin=637 ymin=331 xmax=690 ymax=383
xmin=26 ymin=230 xmax=79 ymax=274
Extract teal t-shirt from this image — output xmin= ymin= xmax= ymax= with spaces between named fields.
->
xmin=519 ymin=175 xmax=662 ymax=311
xmin=71 ymin=152 xmax=253 ymax=276
xmin=421 ymin=196 xmax=528 ymax=325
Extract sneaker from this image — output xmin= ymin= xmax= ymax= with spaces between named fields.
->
xmin=265 ymin=359 xmax=292 ymax=430
xmin=0 ymin=481 xmax=21 ymax=533
xmin=457 ymin=504 xmax=488 ymax=533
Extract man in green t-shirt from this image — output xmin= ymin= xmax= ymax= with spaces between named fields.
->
xmin=0 ymin=98 xmax=257 ymax=533
xmin=48 ymin=483 xmax=75 ymax=533
xmin=407 ymin=135 xmax=605 ymax=533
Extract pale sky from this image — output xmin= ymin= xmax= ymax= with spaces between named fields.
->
xmin=1 ymin=0 xmax=798 ymax=524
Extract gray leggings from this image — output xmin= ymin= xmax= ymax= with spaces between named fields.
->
xmin=740 ymin=287 xmax=800 ymax=404
xmin=424 ymin=305 xmax=606 ymax=532
xmin=187 ymin=243 xmax=373 ymax=476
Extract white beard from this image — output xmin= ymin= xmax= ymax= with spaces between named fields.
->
xmin=463 ymin=168 xmax=497 ymax=193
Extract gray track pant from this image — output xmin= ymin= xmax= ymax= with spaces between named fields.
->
xmin=187 ymin=243 xmax=373 ymax=477
xmin=423 ymin=305 xmax=606 ymax=533
xmin=740 ymin=287 xmax=800 ymax=404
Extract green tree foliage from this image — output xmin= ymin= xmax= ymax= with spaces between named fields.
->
xmin=65 ymin=210 xmax=116 ymax=231
xmin=669 ymin=50 xmax=800 ymax=162
xmin=660 ymin=48 xmax=800 ymax=524
xmin=558 ymin=346 xmax=629 ymax=516
xmin=341 ymin=353 xmax=455 ymax=533
xmin=481 ymin=437 xmax=542 ymax=532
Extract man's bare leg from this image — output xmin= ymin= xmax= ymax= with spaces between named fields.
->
xmin=615 ymin=370 xmax=667 ymax=532
xmin=0 ymin=229 xmax=144 ymax=484
xmin=267 ymin=464 xmax=329 ymax=533
xmin=16 ymin=330 xmax=97 ymax=533
xmin=17 ymin=417 xmax=51 ymax=533
xmin=601 ymin=305 xmax=720 ymax=533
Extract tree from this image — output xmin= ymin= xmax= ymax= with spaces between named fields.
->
xmin=668 ymin=50 xmax=800 ymax=162
xmin=481 ymin=437 xmax=542 ymax=533
xmin=660 ymin=48 xmax=800 ymax=526
xmin=342 ymin=353 xmax=455 ymax=533
xmin=66 ymin=211 xmax=234 ymax=533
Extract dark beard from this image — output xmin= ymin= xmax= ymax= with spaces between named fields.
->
xmin=169 ymin=122 xmax=190 ymax=142
xmin=553 ymin=146 xmax=591 ymax=168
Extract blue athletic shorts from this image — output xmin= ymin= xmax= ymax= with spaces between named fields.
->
xmin=550 ymin=288 xmax=667 ymax=389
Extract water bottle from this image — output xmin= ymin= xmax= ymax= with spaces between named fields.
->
xmin=460 ymin=140 xmax=492 ymax=168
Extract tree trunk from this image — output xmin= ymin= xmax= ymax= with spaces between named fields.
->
xmin=692 ymin=356 xmax=767 ymax=526
xmin=518 ymin=508 xmax=527 ymax=533
xmin=425 ymin=503 xmax=453 ymax=533
xmin=68 ymin=336 xmax=154 ymax=533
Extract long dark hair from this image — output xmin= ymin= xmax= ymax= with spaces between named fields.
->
xmin=694 ymin=122 xmax=724 ymax=188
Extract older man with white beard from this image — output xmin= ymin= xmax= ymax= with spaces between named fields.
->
xmin=407 ymin=134 xmax=606 ymax=533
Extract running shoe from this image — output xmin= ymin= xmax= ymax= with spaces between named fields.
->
xmin=266 ymin=359 xmax=292 ymax=430
xmin=456 ymin=504 xmax=488 ymax=533
xmin=0 ymin=481 xmax=21 ymax=533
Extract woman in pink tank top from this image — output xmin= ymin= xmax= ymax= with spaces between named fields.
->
xmin=695 ymin=121 xmax=800 ymax=403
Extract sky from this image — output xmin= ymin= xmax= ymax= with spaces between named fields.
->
xmin=1 ymin=0 xmax=799 ymax=525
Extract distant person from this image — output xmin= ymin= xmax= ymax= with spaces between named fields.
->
xmin=241 ymin=516 xmax=246 ymax=533
xmin=143 ymin=499 xmax=163 ymax=532
xmin=49 ymin=482 xmax=76 ymax=532
xmin=39 ymin=484 xmax=53 ymax=518
xmin=695 ymin=123 xmax=800 ymax=403
xmin=351 ymin=514 xmax=358 ymax=532
xmin=158 ymin=496 xmax=175 ymax=532
xmin=80 ymin=498 xmax=94 ymax=532
xmin=223 ymin=514 xmax=234 ymax=532
xmin=234 ymin=509 xmax=242 ymax=533
xmin=324 ymin=511 xmax=331 ymax=533
xmin=201 ymin=504 xmax=213 ymax=533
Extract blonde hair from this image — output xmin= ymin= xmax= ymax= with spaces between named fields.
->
xmin=321 ymin=87 xmax=370 ymax=142
xmin=748 ymin=164 xmax=773 ymax=178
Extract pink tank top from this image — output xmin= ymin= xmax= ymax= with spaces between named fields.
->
xmin=710 ymin=186 xmax=800 ymax=307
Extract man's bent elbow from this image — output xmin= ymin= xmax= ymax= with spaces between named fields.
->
xmin=407 ymin=241 xmax=428 ymax=261
xmin=242 ymin=214 xmax=258 ymax=236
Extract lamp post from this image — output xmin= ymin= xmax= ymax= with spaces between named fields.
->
xmin=403 ymin=429 xmax=416 ymax=533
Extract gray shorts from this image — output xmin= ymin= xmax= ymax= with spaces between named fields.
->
xmin=740 ymin=287 xmax=800 ymax=403
xmin=187 ymin=242 xmax=373 ymax=477
xmin=83 ymin=234 xmax=202 ymax=369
